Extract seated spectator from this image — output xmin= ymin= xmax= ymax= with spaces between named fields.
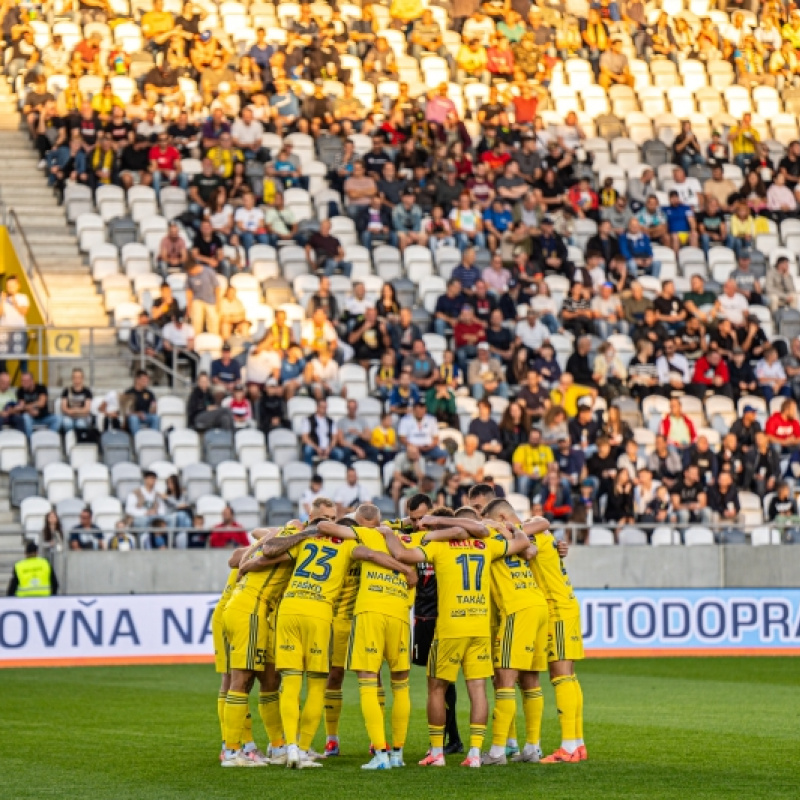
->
xmin=208 ymin=505 xmax=249 ymax=548
xmin=454 ymin=305 xmax=486 ymax=370
xmin=767 ymin=482 xmax=800 ymax=540
xmin=671 ymin=464 xmax=711 ymax=525
xmin=391 ymin=190 xmax=427 ymax=251
xmin=766 ymin=257 xmax=798 ymax=313
xmin=663 ymin=191 xmax=697 ymax=252
xmin=221 ymin=385 xmax=254 ymax=429
xmin=591 ymin=282 xmax=626 ymax=340
xmin=660 ymin=397 xmax=697 ymax=449
xmin=425 ymin=378 xmax=458 ymax=427
xmin=398 ymin=400 xmax=448 ymax=463
xmin=689 ymin=348 xmax=731 ymax=400
xmin=300 ymin=309 xmax=339 ymax=358
xmin=357 ymin=195 xmax=396 ymax=249
xmin=539 ymin=467 xmax=573 ymax=525
xmin=306 ymin=219 xmax=352 ymax=277
xmin=729 ymin=203 xmax=758 ymax=259
xmin=187 ymin=372 xmax=233 ymax=431
xmin=457 ymin=37 xmax=491 ymax=85
xmin=300 ymin=398 xmax=346 ymax=465
xmin=51 ymin=368 xmax=93 ymax=433
xmin=467 ymin=399 xmax=503 ymax=458
xmin=765 ymin=399 xmax=800 ymax=450
xmin=603 ymin=470 xmax=635 ymax=532
xmin=598 ymin=37 xmax=634 ymax=89
xmin=125 ymin=471 xmax=168 ymax=532
xmin=210 ymin=343 xmax=242 ymax=396
xmin=592 ymin=341 xmax=628 ymax=402
xmin=391 ymin=444 xmax=427 ymax=505
xmin=389 ymin=368 xmax=421 ymax=415
xmin=756 ymin=347 xmax=792 ymax=403
xmin=13 ymin=372 xmax=54 ymax=439
xmin=69 ymin=507 xmax=105 ymax=551
xmin=370 ymin=412 xmax=399 ymax=467
xmin=108 ymin=521 xmax=137 ymax=552
xmin=158 ymin=223 xmax=189 ymax=275
xmin=162 ymin=314 xmax=198 ymax=384
xmin=565 ymin=337 xmax=596 ymax=390
xmin=468 ymin=342 xmax=508 ymax=401
xmin=333 ymin=466 xmax=371 ymax=518
xmin=124 ymin=370 xmax=160 ymax=435
xmin=336 ymin=399 xmax=377 ymax=465
xmin=656 ymin=340 xmax=691 ymax=397
xmin=561 ymin=284 xmax=594 ymax=338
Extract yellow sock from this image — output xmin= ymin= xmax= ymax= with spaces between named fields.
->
xmin=507 ymin=711 xmax=518 ymax=744
xmin=258 ymin=691 xmax=285 ymax=747
xmin=492 ymin=689 xmax=516 ymax=747
xmin=378 ymin=686 xmax=386 ymax=712
xmin=223 ymin=691 xmax=249 ymax=751
xmin=279 ymin=671 xmax=303 ymax=747
xmin=359 ymin=677 xmax=387 ymax=751
xmin=298 ymin=675 xmax=327 ymax=752
xmin=217 ymin=691 xmax=226 ymax=742
xmin=573 ymin=676 xmax=584 ymax=741
xmin=470 ymin=723 xmax=487 ymax=752
xmin=522 ymin=688 xmax=544 ymax=746
xmin=429 ymin=723 xmax=445 ymax=751
xmin=552 ymin=676 xmax=578 ymax=741
xmin=324 ymin=689 xmax=343 ymax=739
xmin=390 ymin=680 xmax=410 ymax=750
xmin=242 ymin=711 xmax=253 ymax=745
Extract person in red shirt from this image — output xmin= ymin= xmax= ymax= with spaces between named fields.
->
xmin=479 ymin=139 xmax=512 ymax=172
xmin=149 ymin=132 xmax=188 ymax=192
xmin=512 ymin=83 xmax=539 ymax=126
xmin=453 ymin=305 xmax=486 ymax=370
xmin=765 ymin=399 xmax=800 ymax=449
xmin=689 ymin=347 xmax=731 ymax=399
xmin=567 ymin=177 xmax=600 ymax=221
xmin=208 ymin=505 xmax=250 ymax=548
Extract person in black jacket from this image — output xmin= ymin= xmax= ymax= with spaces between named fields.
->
xmin=356 ymin=195 xmax=397 ymax=248
xmin=187 ymin=373 xmax=233 ymax=431
xmin=585 ymin=218 xmax=621 ymax=264
xmin=744 ymin=431 xmax=781 ymax=497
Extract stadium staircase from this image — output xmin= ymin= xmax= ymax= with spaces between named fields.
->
xmin=0 ymin=78 xmax=131 ymax=397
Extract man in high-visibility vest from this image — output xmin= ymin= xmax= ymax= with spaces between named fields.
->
xmin=7 ymin=542 xmax=58 ymax=597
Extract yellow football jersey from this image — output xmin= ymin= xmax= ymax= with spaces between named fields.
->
xmin=488 ymin=532 xmax=548 ymax=616
xmin=226 ymin=526 xmax=299 ymax=616
xmin=212 ymin=568 xmax=238 ymax=627
xmin=333 ymin=560 xmax=361 ymax=621
xmin=529 ymin=531 xmax=579 ymax=619
xmin=353 ymin=526 xmax=413 ymax=621
xmin=280 ymin=535 xmax=360 ymax=622
xmin=418 ymin=537 xmax=508 ymax=639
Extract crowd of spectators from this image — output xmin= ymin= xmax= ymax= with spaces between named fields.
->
xmin=7 ymin=0 xmax=800 ymax=547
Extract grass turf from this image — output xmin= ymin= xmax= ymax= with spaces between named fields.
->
xmin=1 ymin=657 xmax=797 ymax=799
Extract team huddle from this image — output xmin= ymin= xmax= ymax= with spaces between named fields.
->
xmin=211 ymin=484 xmax=586 ymax=770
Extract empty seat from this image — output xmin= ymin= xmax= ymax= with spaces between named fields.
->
xmin=203 ymin=429 xmax=235 ymax=468
xmin=235 ymin=429 xmax=267 ymax=467
xmin=100 ymin=429 xmax=132 ymax=467
xmin=43 ymin=463 xmax=75 ymax=503
xmin=250 ymin=462 xmax=282 ymax=504
xmin=216 ymin=460 xmax=249 ymax=501
xmin=134 ymin=429 xmax=166 ymax=469
xmin=183 ymin=463 xmax=215 ymax=504
xmin=78 ymin=463 xmax=111 ymax=502
xmin=229 ymin=496 xmax=261 ymax=530
xmin=0 ymin=430 xmax=28 ymax=472
xmin=10 ymin=466 xmax=40 ymax=508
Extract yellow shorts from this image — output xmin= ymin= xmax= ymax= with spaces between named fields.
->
xmin=428 ymin=636 xmax=493 ymax=683
xmin=675 ymin=231 xmax=690 ymax=245
xmin=224 ymin=606 xmax=269 ymax=672
xmin=331 ymin=616 xmax=353 ymax=669
xmin=548 ymin=615 xmax=585 ymax=663
xmin=212 ymin=612 xmax=230 ymax=674
xmin=274 ymin=612 xmax=332 ymax=674
xmin=346 ymin=612 xmax=410 ymax=674
xmin=493 ymin=605 xmax=549 ymax=673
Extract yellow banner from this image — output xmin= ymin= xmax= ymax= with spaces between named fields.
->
xmin=45 ymin=329 xmax=81 ymax=358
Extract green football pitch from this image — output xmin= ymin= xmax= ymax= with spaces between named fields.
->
xmin=1 ymin=657 xmax=797 ymax=799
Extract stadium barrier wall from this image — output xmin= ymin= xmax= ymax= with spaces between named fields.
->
xmin=54 ymin=546 xmax=800 ymax=595
xmin=1 ymin=589 xmax=798 ymax=667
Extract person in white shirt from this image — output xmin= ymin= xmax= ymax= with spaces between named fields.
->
xmin=462 ymin=9 xmax=496 ymax=45
xmin=515 ymin=308 xmax=550 ymax=354
xmin=299 ymin=474 xmax=324 ymax=522
xmin=244 ymin=335 xmax=282 ymax=386
xmin=233 ymin=191 xmax=268 ymax=252
xmin=656 ymin=340 xmax=691 ymax=394
xmin=344 ymin=281 xmax=370 ymax=319
xmin=305 ymin=346 xmax=340 ymax=398
xmin=671 ymin=167 xmax=703 ymax=210
xmin=161 ymin=315 xmax=198 ymax=383
xmin=333 ymin=466 xmax=371 ymax=517
xmin=124 ymin=470 xmax=167 ymax=532
xmin=230 ymin=107 xmax=265 ymax=159
xmin=397 ymin=401 xmax=448 ymax=462
xmin=714 ymin=279 xmax=750 ymax=328
xmin=756 ymin=346 xmax=790 ymax=402
xmin=300 ymin=309 xmax=339 ymax=355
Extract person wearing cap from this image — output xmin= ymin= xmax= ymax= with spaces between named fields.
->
xmin=8 ymin=542 xmax=58 ymax=597
xmin=467 ymin=342 xmax=508 ymax=401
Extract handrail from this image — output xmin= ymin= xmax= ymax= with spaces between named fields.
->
xmin=0 ymin=203 xmax=52 ymax=324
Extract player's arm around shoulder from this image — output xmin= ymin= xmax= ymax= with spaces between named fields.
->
xmin=380 ymin=525 xmax=429 ymax=565
xmin=317 ymin=520 xmax=360 ymax=540
xmin=352 ymin=545 xmax=419 ymax=587
xmin=502 ymin=526 xmax=532 ymax=558
xmin=520 ymin=515 xmax=551 ymax=536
